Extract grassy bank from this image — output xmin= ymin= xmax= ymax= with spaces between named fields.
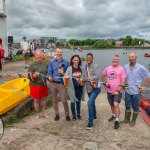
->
xmin=11 ymin=55 xmax=51 ymax=62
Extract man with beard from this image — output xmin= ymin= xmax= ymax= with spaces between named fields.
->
xmin=122 ymin=52 xmax=150 ymax=126
xmin=101 ymin=55 xmax=126 ymax=129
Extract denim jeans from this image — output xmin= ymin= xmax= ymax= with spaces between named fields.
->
xmin=88 ymin=88 xmax=101 ymax=125
xmin=125 ymin=92 xmax=141 ymax=112
xmin=71 ymin=87 xmax=83 ymax=117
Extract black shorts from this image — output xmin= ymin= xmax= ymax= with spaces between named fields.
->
xmin=107 ymin=92 xmax=122 ymax=106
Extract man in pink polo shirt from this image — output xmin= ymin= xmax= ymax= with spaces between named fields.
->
xmin=101 ymin=55 xmax=126 ymax=129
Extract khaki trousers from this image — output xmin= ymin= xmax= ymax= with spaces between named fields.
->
xmin=50 ymin=83 xmax=69 ymax=115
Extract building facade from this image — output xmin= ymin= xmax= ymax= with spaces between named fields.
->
xmin=56 ymin=39 xmax=66 ymax=44
xmin=39 ymin=37 xmax=58 ymax=45
xmin=0 ymin=0 xmax=8 ymax=56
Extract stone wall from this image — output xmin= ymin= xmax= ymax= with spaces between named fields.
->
xmin=1 ymin=95 xmax=52 ymax=125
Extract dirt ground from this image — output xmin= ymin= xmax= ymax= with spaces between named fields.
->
xmin=0 ymin=61 xmax=150 ymax=150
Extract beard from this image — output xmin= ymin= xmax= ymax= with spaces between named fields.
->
xmin=129 ymin=60 xmax=135 ymax=65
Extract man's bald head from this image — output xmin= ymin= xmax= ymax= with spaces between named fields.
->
xmin=128 ymin=52 xmax=137 ymax=66
xmin=55 ymin=48 xmax=63 ymax=60
xmin=128 ymin=52 xmax=137 ymax=57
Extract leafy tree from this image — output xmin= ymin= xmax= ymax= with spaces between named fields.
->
xmin=112 ymin=40 xmax=116 ymax=46
xmin=131 ymin=38 xmax=139 ymax=46
xmin=119 ymin=37 xmax=124 ymax=41
xmin=124 ymin=36 xmax=132 ymax=46
xmin=68 ymin=39 xmax=81 ymax=46
xmin=94 ymin=39 xmax=113 ymax=48
xmin=84 ymin=39 xmax=92 ymax=46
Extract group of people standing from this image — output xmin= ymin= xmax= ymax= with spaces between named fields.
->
xmin=28 ymin=48 xmax=150 ymax=130
xmin=20 ymin=37 xmax=56 ymax=69
xmin=101 ymin=54 xmax=150 ymax=129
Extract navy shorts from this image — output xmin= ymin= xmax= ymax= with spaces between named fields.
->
xmin=107 ymin=92 xmax=122 ymax=106
xmin=23 ymin=53 xmax=30 ymax=60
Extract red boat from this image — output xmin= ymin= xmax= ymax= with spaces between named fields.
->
xmin=144 ymin=53 xmax=150 ymax=57
xmin=140 ymin=97 xmax=150 ymax=126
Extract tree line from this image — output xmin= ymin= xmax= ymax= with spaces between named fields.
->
xmin=67 ymin=36 xmax=146 ymax=48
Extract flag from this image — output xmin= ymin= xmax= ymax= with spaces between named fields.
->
xmin=85 ymin=66 xmax=91 ymax=77
xmin=18 ymin=73 xmax=26 ymax=78
xmin=103 ymin=82 xmax=110 ymax=88
xmin=7 ymin=74 xmax=15 ymax=79
xmin=85 ymin=66 xmax=98 ymax=88
xmin=72 ymin=78 xmax=84 ymax=86
xmin=28 ymin=73 xmax=34 ymax=81
xmin=46 ymin=76 xmax=53 ymax=82
xmin=119 ymin=84 xmax=129 ymax=89
xmin=60 ymin=77 xmax=68 ymax=86
xmin=0 ymin=74 xmax=6 ymax=78
xmin=90 ymin=81 xmax=97 ymax=88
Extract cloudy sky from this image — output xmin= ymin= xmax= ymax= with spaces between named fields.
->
xmin=6 ymin=0 xmax=150 ymax=42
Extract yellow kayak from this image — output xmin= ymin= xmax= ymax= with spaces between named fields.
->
xmin=0 ymin=78 xmax=30 ymax=115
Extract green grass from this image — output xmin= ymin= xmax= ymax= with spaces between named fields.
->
xmin=4 ymin=112 xmax=21 ymax=128
xmin=29 ymin=56 xmax=50 ymax=62
xmin=12 ymin=54 xmax=24 ymax=61
xmin=25 ymin=111 xmax=35 ymax=116
xmin=49 ymin=131 xmax=60 ymax=136
xmin=11 ymin=55 xmax=50 ymax=62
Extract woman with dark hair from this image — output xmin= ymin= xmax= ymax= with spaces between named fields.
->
xmin=65 ymin=55 xmax=84 ymax=120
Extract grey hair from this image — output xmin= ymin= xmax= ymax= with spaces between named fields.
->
xmin=34 ymin=49 xmax=42 ymax=55
xmin=113 ymin=54 xmax=119 ymax=57
xmin=128 ymin=52 xmax=137 ymax=57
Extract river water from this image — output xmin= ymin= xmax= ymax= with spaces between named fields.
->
xmin=61 ymin=48 xmax=150 ymax=70
xmin=13 ymin=48 xmax=150 ymax=70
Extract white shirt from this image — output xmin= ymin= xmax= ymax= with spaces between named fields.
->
xmin=20 ymin=40 xmax=30 ymax=53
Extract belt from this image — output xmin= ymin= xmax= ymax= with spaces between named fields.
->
xmin=53 ymin=81 xmax=61 ymax=84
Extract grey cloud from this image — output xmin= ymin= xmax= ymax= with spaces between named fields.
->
xmin=5 ymin=0 xmax=150 ymax=42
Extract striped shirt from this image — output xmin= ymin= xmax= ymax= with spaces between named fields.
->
xmin=124 ymin=63 xmax=150 ymax=95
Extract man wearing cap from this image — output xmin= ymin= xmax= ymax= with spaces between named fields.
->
xmin=47 ymin=48 xmax=71 ymax=121
xmin=122 ymin=52 xmax=150 ymax=126
xmin=20 ymin=36 xmax=30 ymax=69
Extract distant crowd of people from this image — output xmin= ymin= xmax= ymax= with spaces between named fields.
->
xmin=20 ymin=36 xmax=56 ymax=69
xmin=28 ymin=48 xmax=150 ymax=130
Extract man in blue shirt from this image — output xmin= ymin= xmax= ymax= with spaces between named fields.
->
xmin=122 ymin=52 xmax=150 ymax=126
xmin=47 ymin=48 xmax=70 ymax=121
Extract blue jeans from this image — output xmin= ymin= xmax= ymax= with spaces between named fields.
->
xmin=88 ymin=88 xmax=101 ymax=125
xmin=125 ymin=92 xmax=141 ymax=112
xmin=71 ymin=87 xmax=83 ymax=117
